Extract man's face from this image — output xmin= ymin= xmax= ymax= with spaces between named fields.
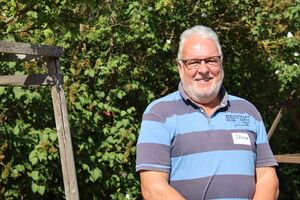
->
xmin=178 ymin=35 xmax=224 ymax=104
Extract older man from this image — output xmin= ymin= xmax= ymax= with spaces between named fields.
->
xmin=136 ymin=25 xmax=279 ymax=200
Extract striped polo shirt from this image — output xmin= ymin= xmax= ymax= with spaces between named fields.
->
xmin=136 ymin=83 xmax=277 ymax=200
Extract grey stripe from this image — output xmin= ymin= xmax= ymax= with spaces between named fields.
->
xmin=227 ymin=99 xmax=261 ymax=121
xmin=143 ymin=99 xmax=196 ymax=123
xmin=143 ymin=96 xmax=262 ymax=124
xmin=256 ymin=143 xmax=278 ymax=166
xmin=170 ymin=174 xmax=255 ymax=200
xmin=142 ymin=112 xmax=165 ymax=122
xmin=171 ymin=130 xmax=256 ymax=157
xmin=136 ymin=143 xmax=171 ymax=166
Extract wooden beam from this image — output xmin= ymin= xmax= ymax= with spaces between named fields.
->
xmin=0 ymin=41 xmax=64 ymax=58
xmin=0 ymin=74 xmax=62 ymax=86
xmin=275 ymin=154 xmax=300 ymax=164
xmin=268 ymin=108 xmax=283 ymax=140
xmin=48 ymin=58 xmax=80 ymax=200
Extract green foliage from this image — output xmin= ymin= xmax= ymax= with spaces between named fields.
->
xmin=0 ymin=0 xmax=300 ymax=199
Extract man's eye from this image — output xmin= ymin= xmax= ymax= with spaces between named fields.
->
xmin=187 ymin=60 xmax=199 ymax=66
xmin=206 ymin=58 xmax=218 ymax=63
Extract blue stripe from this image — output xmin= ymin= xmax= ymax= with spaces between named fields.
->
xmin=228 ymin=95 xmax=243 ymax=101
xmin=139 ymin=113 xmax=266 ymax=145
xmin=255 ymin=121 xmax=268 ymax=144
xmin=176 ymin=112 xmax=210 ymax=133
xmin=137 ymin=120 xmax=172 ymax=145
xmin=170 ymin=150 xmax=255 ymax=181
xmin=176 ymin=112 xmax=258 ymax=134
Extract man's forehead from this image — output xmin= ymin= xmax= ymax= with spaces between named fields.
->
xmin=182 ymin=37 xmax=218 ymax=55
xmin=184 ymin=35 xmax=214 ymax=46
xmin=190 ymin=43 xmax=205 ymax=50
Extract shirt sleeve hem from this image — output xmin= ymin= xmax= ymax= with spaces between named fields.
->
xmin=136 ymin=166 xmax=170 ymax=173
xmin=256 ymin=160 xmax=278 ymax=167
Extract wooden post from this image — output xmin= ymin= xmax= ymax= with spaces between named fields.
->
xmin=268 ymin=108 xmax=283 ymax=140
xmin=0 ymin=41 xmax=80 ymax=199
xmin=47 ymin=58 xmax=79 ymax=200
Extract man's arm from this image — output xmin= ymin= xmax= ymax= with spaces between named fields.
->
xmin=140 ymin=170 xmax=186 ymax=200
xmin=253 ymin=167 xmax=279 ymax=200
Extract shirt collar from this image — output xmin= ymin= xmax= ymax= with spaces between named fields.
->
xmin=178 ymin=82 xmax=229 ymax=109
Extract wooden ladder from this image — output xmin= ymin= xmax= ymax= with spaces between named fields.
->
xmin=0 ymin=41 xmax=80 ymax=199
xmin=268 ymin=108 xmax=300 ymax=164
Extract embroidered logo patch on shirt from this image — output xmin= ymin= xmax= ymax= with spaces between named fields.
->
xmin=232 ymin=132 xmax=251 ymax=145
xmin=225 ymin=114 xmax=251 ymax=127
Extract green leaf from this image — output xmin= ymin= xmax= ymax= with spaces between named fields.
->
xmin=117 ymin=90 xmax=126 ymax=99
xmin=38 ymin=185 xmax=46 ymax=195
xmin=116 ymin=153 xmax=124 ymax=163
xmin=29 ymin=151 xmax=38 ymax=165
xmin=27 ymin=11 xmax=38 ymax=19
xmin=13 ymin=87 xmax=25 ymax=99
xmin=14 ymin=164 xmax=25 ymax=172
xmin=129 ymin=133 xmax=136 ymax=141
xmin=39 ymin=132 xmax=48 ymax=141
xmin=37 ymin=151 xmax=47 ymax=161
xmin=106 ymin=136 xmax=114 ymax=144
xmin=13 ymin=125 xmax=20 ymax=135
xmin=89 ymin=167 xmax=102 ymax=182
xmin=32 ymin=183 xmax=46 ymax=195
xmin=82 ymin=163 xmax=90 ymax=171
xmin=30 ymin=171 xmax=40 ymax=181
xmin=49 ymin=131 xmax=57 ymax=142
xmin=0 ymin=87 xmax=5 ymax=95
xmin=32 ymin=182 xmax=38 ymax=193
xmin=120 ymin=110 xmax=127 ymax=117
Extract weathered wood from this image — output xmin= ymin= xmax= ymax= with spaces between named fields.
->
xmin=0 ymin=41 xmax=64 ymax=58
xmin=0 ymin=41 xmax=80 ymax=199
xmin=268 ymin=108 xmax=283 ymax=140
xmin=48 ymin=58 xmax=80 ymax=200
xmin=275 ymin=154 xmax=300 ymax=164
xmin=0 ymin=74 xmax=62 ymax=86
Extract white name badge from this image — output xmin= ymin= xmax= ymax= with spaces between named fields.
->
xmin=232 ymin=132 xmax=251 ymax=145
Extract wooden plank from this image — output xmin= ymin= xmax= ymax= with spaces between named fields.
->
xmin=48 ymin=58 xmax=80 ymax=200
xmin=268 ymin=108 xmax=283 ymax=140
xmin=275 ymin=154 xmax=300 ymax=164
xmin=0 ymin=74 xmax=62 ymax=86
xmin=0 ymin=41 xmax=64 ymax=58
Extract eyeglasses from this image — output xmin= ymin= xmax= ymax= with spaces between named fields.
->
xmin=179 ymin=56 xmax=222 ymax=70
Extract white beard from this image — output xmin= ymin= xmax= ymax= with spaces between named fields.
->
xmin=182 ymin=70 xmax=224 ymax=104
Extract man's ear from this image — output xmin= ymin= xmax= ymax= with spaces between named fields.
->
xmin=176 ymin=59 xmax=182 ymax=69
xmin=177 ymin=60 xmax=184 ymax=80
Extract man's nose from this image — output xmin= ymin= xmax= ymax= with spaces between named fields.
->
xmin=197 ymin=61 xmax=209 ymax=73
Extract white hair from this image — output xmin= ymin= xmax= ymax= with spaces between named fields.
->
xmin=177 ymin=25 xmax=222 ymax=59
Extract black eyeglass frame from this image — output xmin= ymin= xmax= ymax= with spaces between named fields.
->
xmin=178 ymin=55 xmax=223 ymax=69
